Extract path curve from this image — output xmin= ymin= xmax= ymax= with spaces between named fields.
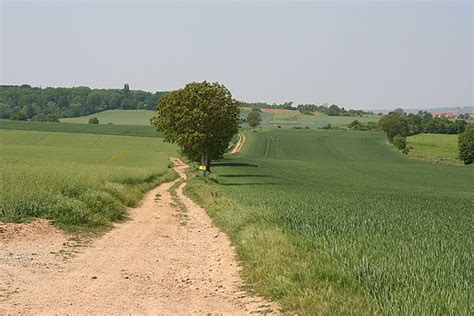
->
xmin=0 ymin=158 xmax=278 ymax=314
xmin=230 ymin=133 xmax=246 ymax=154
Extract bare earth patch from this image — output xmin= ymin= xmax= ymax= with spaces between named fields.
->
xmin=0 ymin=158 xmax=278 ymax=314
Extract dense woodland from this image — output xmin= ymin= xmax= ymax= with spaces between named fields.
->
xmin=0 ymin=84 xmax=168 ymax=121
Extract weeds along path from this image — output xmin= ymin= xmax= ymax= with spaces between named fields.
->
xmin=0 ymin=157 xmax=277 ymax=314
xmin=230 ymin=133 xmax=246 ymax=154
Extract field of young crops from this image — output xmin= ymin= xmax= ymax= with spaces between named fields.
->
xmin=187 ymin=129 xmax=473 ymax=314
xmin=61 ymin=108 xmax=379 ymax=130
xmin=0 ymin=129 xmax=177 ymax=231
xmin=0 ymin=120 xmax=159 ymax=137
xmin=60 ymin=109 xmax=156 ymax=125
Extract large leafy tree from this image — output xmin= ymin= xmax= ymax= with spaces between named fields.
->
xmin=151 ymin=81 xmax=239 ymax=172
xmin=378 ymin=112 xmax=408 ymax=142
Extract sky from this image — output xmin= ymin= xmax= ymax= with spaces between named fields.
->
xmin=0 ymin=0 xmax=472 ymax=110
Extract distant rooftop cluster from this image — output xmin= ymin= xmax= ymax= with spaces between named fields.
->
xmin=431 ymin=112 xmax=474 ymax=119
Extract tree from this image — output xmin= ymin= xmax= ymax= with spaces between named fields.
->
xmin=88 ymin=117 xmax=99 ymax=124
xmin=122 ymin=83 xmax=130 ymax=95
xmin=393 ymin=135 xmax=407 ymax=150
xmin=151 ymin=81 xmax=239 ymax=172
xmin=247 ymin=109 xmax=262 ymax=128
xmin=10 ymin=111 xmax=27 ymax=121
xmin=378 ymin=113 xmax=408 ymax=142
xmin=394 ymin=108 xmax=405 ymax=115
xmin=328 ymin=104 xmax=342 ymax=116
xmin=458 ymin=125 xmax=474 ymax=165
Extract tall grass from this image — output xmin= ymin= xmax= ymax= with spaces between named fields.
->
xmin=0 ymin=129 xmax=176 ymax=231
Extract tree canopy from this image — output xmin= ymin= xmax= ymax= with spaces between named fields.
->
xmin=0 ymin=84 xmax=168 ymax=120
xmin=458 ymin=125 xmax=474 ymax=165
xmin=246 ymin=109 xmax=262 ymax=128
xmin=379 ymin=111 xmax=467 ymax=142
xmin=151 ymin=81 xmax=239 ymax=172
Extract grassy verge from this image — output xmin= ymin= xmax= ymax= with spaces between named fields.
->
xmin=184 ymin=173 xmax=380 ymax=314
xmin=0 ymin=129 xmax=177 ymax=232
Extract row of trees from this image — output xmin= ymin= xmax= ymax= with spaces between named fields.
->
xmin=241 ymin=101 xmax=295 ymax=110
xmin=378 ymin=111 xmax=473 ymax=164
xmin=378 ymin=112 xmax=468 ymax=142
xmin=240 ymin=101 xmax=373 ymax=117
xmin=0 ymin=84 xmax=168 ymax=120
xmin=297 ymin=103 xmax=373 ymax=117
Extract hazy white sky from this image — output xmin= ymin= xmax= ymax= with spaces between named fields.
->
xmin=1 ymin=0 xmax=472 ymax=109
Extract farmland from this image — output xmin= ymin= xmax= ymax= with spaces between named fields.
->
xmin=0 ymin=120 xmax=159 ymax=137
xmin=0 ymin=129 xmax=176 ymax=231
xmin=61 ymin=109 xmax=379 ymax=130
xmin=407 ymin=133 xmax=461 ymax=165
xmin=60 ymin=109 xmax=155 ymax=125
xmin=186 ymin=129 xmax=473 ymax=314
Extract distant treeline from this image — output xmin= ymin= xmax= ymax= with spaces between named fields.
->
xmin=241 ymin=101 xmax=374 ymax=117
xmin=0 ymin=84 xmax=168 ymax=121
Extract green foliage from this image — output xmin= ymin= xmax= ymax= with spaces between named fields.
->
xmin=348 ymin=120 xmax=378 ymax=131
xmin=0 ymin=129 xmax=177 ymax=231
xmin=88 ymin=117 xmax=99 ymax=124
xmin=297 ymin=103 xmax=374 ymax=116
xmin=0 ymin=85 xmax=168 ymax=119
xmin=10 ymin=111 xmax=27 ymax=121
xmin=189 ymin=130 xmax=473 ymax=314
xmin=392 ymin=134 xmax=407 ymax=149
xmin=31 ymin=113 xmax=60 ymax=122
xmin=151 ymin=81 xmax=239 ymax=171
xmin=379 ymin=111 xmax=467 ymax=142
xmin=458 ymin=125 xmax=474 ymax=164
xmin=246 ymin=109 xmax=262 ymax=128
xmin=378 ymin=112 xmax=408 ymax=142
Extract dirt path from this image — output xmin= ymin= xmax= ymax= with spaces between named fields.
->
xmin=230 ymin=133 xmax=246 ymax=154
xmin=0 ymin=158 xmax=278 ymax=314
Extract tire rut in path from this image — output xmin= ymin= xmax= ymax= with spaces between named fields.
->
xmin=0 ymin=157 xmax=278 ymax=314
xmin=230 ymin=133 xmax=246 ymax=154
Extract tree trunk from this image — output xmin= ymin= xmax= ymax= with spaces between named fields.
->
xmin=201 ymin=156 xmax=211 ymax=174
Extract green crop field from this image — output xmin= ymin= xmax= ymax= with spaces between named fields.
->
xmin=407 ymin=133 xmax=461 ymax=165
xmin=0 ymin=129 xmax=177 ymax=231
xmin=60 ymin=109 xmax=156 ymax=125
xmin=0 ymin=120 xmax=160 ymax=138
xmin=240 ymin=110 xmax=379 ymax=129
xmin=186 ymin=129 xmax=473 ymax=314
xmin=58 ymin=108 xmax=379 ymax=130
xmin=266 ymin=113 xmax=378 ymax=128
